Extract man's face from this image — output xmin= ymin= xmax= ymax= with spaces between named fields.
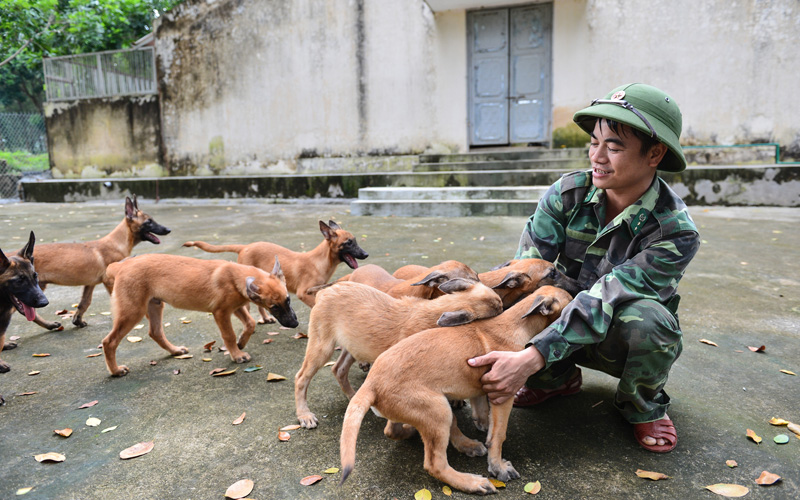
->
xmin=588 ymin=120 xmax=663 ymax=195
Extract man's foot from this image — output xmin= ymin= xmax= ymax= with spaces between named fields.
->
xmin=513 ymin=368 xmax=582 ymax=407
xmin=633 ymin=415 xmax=677 ymax=452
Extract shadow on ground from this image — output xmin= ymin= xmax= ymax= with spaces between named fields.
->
xmin=0 ymin=200 xmax=798 ymax=499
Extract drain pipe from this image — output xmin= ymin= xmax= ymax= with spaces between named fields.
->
xmin=682 ymin=143 xmax=800 ymax=165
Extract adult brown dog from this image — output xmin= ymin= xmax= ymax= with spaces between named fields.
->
xmin=28 ymin=196 xmax=170 ymax=330
xmin=184 ymin=220 xmax=368 ymax=322
xmin=0 ymin=232 xmax=49 ymax=374
xmin=295 ymin=278 xmax=503 ymax=429
xmin=339 ymin=286 xmax=572 ymax=495
xmin=100 ymin=254 xmax=297 ymax=377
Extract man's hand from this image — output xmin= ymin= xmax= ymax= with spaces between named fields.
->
xmin=468 ymin=347 xmax=545 ymax=405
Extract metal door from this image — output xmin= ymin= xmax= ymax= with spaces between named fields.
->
xmin=468 ymin=4 xmax=552 ymax=146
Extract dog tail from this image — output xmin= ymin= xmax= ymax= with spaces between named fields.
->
xmin=182 ymin=240 xmax=245 ymax=254
xmin=339 ymin=385 xmax=375 ymax=486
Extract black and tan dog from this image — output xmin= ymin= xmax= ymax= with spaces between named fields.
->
xmin=1 ymin=232 xmax=49 ymax=374
xmin=28 ymin=196 xmax=170 ymax=330
xmin=340 ymin=286 xmax=572 ymax=495
xmin=100 ymin=254 xmax=298 ymax=377
xmin=184 ymin=220 xmax=368 ymax=322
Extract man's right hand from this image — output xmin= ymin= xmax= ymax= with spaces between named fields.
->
xmin=467 ymin=346 xmax=546 ymax=405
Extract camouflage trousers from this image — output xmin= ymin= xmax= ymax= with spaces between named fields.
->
xmin=525 ymin=296 xmax=682 ymax=423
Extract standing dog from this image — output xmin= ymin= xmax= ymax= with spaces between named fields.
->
xmin=28 ymin=196 xmax=170 ymax=330
xmin=101 ymin=254 xmax=297 ymax=377
xmin=294 ymin=279 xmax=504 ymax=429
xmin=184 ymin=220 xmax=368 ymax=322
xmin=0 ymin=232 xmax=49 ymax=374
xmin=339 ymin=286 xmax=572 ymax=495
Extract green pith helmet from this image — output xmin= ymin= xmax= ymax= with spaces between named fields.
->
xmin=573 ymin=83 xmax=686 ymax=173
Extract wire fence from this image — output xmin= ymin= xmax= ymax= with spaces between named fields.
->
xmin=43 ymin=47 xmax=157 ymax=101
xmin=0 ymin=113 xmax=49 ymax=198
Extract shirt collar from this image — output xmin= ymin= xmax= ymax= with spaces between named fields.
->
xmin=585 ymin=176 xmax=661 ymax=236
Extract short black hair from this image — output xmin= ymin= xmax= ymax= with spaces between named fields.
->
xmin=598 ymin=118 xmax=662 ymax=157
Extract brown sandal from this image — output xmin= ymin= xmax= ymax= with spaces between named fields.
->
xmin=633 ymin=417 xmax=677 ymax=453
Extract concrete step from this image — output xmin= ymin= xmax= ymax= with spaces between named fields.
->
xmin=349 ymin=199 xmax=539 ymax=217
xmin=357 ymin=186 xmax=549 ymax=201
xmin=419 ymin=147 xmax=587 ymax=164
xmin=413 ymin=157 xmax=588 ymax=172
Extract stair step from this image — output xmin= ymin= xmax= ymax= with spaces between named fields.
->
xmin=349 ymin=199 xmax=539 ymax=217
xmin=419 ymin=148 xmax=587 ymax=164
xmin=357 ymin=186 xmax=549 ymax=201
xmin=414 ymin=158 xmax=588 ymax=172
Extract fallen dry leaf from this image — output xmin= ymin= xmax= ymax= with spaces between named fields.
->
xmin=442 ymin=485 xmax=452 ymax=496
xmin=34 ymin=452 xmax=65 ymax=463
xmin=779 ymin=369 xmax=796 ymax=376
xmin=212 ymin=368 xmax=237 ymax=377
xmin=755 ymin=471 xmax=781 ymax=486
xmin=54 ymin=428 xmax=73 ymax=437
xmin=224 ymin=479 xmax=254 ymax=499
xmin=150 ymin=360 xmax=158 ymax=366
xmin=101 ymin=426 xmax=117 ymax=433
xmin=55 ymin=309 xmax=68 ymax=315
xmin=85 ymin=418 xmax=101 ymax=427
xmin=705 ymin=484 xmax=749 ymax=497
xmin=300 ymin=475 xmax=323 ymax=486
xmin=203 ymin=341 xmax=216 ymax=351
xmin=292 ymin=332 xmax=308 ymax=339
xmin=266 ymin=373 xmax=286 ymax=381
xmin=100 ymin=311 xmax=111 ymax=315
xmin=414 ymin=489 xmax=432 ymax=500
xmin=119 ymin=441 xmax=154 ymax=459
xmin=746 ymin=428 xmax=762 ymax=444
xmin=726 ymin=460 xmax=738 ymax=468
xmin=280 ymin=424 xmax=302 ymax=431
xmin=278 ymin=431 xmax=291 ymax=441
xmin=323 ymin=467 xmax=339 ymax=474
xmin=769 ymin=417 xmax=790 ymax=426
xmin=202 ymin=357 xmax=212 ymax=362
xmin=9 ymin=335 xmax=20 ymax=341
xmin=79 ymin=400 xmax=98 ymax=409
xmin=524 ymin=481 xmax=542 ymax=494
xmin=233 ymin=412 xmax=246 ymax=425
xmin=16 ymin=487 xmax=33 ymax=495
xmin=32 ymin=353 xmax=50 ymax=357
xmin=86 ymin=353 xmax=101 ymax=358
xmin=699 ymin=339 xmax=718 ymax=347
xmin=267 ymin=331 xmax=280 ymax=336
xmin=279 ymin=326 xmax=292 ymax=330
xmin=172 ymin=369 xmax=180 ymax=375
xmin=181 ymin=319 xmax=192 ymax=324
xmin=18 ymin=391 xmax=37 ymax=396
xmin=747 ymin=345 xmax=765 ymax=352
xmin=262 ymin=339 xmax=273 ymax=344
xmin=28 ymin=371 xmax=40 ymax=376
xmin=127 ymin=336 xmax=142 ymax=343
xmin=489 ymin=479 xmax=506 ymax=488
xmin=323 ymin=361 xmax=335 ymax=367
xmin=173 ymin=354 xmax=193 ymax=359
xmin=635 ymin=469 xmax=670 ymax=480
xmin=133 ymin=324 xmax=144 ymax=330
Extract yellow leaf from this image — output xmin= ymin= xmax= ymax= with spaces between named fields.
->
xmin=280 ymin=424 xmax=302 ymax=431
xmin=779 ymin=369 xmax=796 ymax=376
xmin=768 ymin=417 xmax=789 ymax=426
xmin=54 ymin=428 xmax=73 ymax=438
xmin=119 ymin=441 xmax=154 ymax=460
xmin=442 ymin=485 xmax=452 ymax=496
xmin=746 ymin=428 xmax=762 ymax=444
xmin=323 ymin=467 xmax=339 ymax=474
xmin=202 ymin=358 xmax=212 ymax=362
xmin=635 ymin=469 xmax=670 ymax=480
xmin=16 ymin=487 xmax=33 ymax=495
xmin=755 ymin=471 xmax=781 ymax=486
xmin=181 ymin=319 xmax=192 ymax=324
xmin=524 ymin=481 xmax=542 ymax=494
xmin=224 ymin=479 xmax=254 ymax=499
xmin=212 ymin=368 xmax=237 ymax=377
xmin=414 ymin=489 xmax=432 ymax=500
xmin=704 ymin=484 xmax=749 ymax=497
xmin=266 ymin=373 xmax=287 ymax=381
xmin=32 ymin=353 xmax=50 ymax=357
xmin=699 ymin=339 xmax=718 ymax=347
xmin=173 ymin=354 xmax=193 ymax=359
xmin=28 ymin=371 xmax=40 ymax=376
xmin=34 ymin=452 xmax=65 ymax=463
xmin=489 ymin=479 xmax=506 ymax=488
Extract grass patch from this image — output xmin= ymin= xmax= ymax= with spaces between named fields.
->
xmin=553 ymin=123 xmax=589 ymax=149
xmin=0 ymin=151 xmax=49 ymax=172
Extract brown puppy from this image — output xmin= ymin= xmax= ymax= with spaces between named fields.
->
xmin=27 ymin=196 xmax=170 ymax=330
xmin=0 ymin=232 xmax=49 ymax=373
xmin=347 ymin=260 xmax=479 ymax=300
xmin=295 ymin=279 xmax=503 ymax=429
xmin=184 ymin=220 xmax=368 ymax=322
xmin=339 ymin=286 xmax=572 ymax=495
xmin=101 ymin=254 xmax=297 ymax=377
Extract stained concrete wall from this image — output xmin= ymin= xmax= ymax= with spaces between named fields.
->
xmin=43 ymin=96 xmax=163 ymax=178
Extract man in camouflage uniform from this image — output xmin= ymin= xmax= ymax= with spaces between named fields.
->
xmin=469 ymin=83 xmax=699 ymax=452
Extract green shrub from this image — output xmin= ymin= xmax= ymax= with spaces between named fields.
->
xmin=0 ymin=151 xmax=50 ymax=172
xmin=552 ymin=123 xmax=589 ymax=149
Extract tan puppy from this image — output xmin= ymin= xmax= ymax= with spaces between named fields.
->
xmin=27 ymin=196 xmax=170 ymax=330
xmin=340 ymin=286 xmax=572 ymax=495
xmin=294 ymin=279 xmax=503 ymax=428
xmin=346 ymin=260 xmax=479 ymax=300
xmin=101 ymin=254 xmax=297 ymax=377
xmin=184 ymin=220 xmax=368 ymax=322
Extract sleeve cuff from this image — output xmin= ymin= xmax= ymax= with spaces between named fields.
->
xmin=526 ymin=328 xmax=571 ymax=369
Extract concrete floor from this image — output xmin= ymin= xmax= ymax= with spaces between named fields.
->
xmin=0 ymin=199 xmax=798 ymax=499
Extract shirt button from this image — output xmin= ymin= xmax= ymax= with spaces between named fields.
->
xmin=554 ymin=349 xmax=562 ymax=357
xmin=639 ymin=214 xmax=646 ymax=221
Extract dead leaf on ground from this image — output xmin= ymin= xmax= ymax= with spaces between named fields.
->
xmin=233 ymin=412 xmax=246 ymax=425
xmin=747 ymin=345 xmax=765 ymax=352
xmin=32 ymin=353 xmax=50 ymax=357
xmin=202 ymin=357 xmax=212 ymax=362
xmin=705 ymin=484 xmax=749 ymax=497
xmin=133 ymin=324 xmax=144 ymax=330
xmin=100 ymin=312 xmax=111 ymax=315
xmin=746 ymin=428 xmax=762 ymax=444
xmin=699 ymin=339 xmax=718 ymax=347
xmin=768 ymin=417 xmax=790 ymax=426
xmin=203 ymin=341 xmax=216 ymax=351
xmin=280 ymin=424 xmax=301 ymax=431
xmin=300 ymin=475 xmax=323 ymax=486
xmin=149 ymin=360 xmax=158 ymax=366
xmin=267 ymin=331 xmax=279 ymax=336
xmin=79 ymin=400 xmax=98 ymax=409
xmin=489 ymin=479 xmax=506 ymax=488
xmin=266 ymin=373 xmax=286 ymax=381
xmin=173 ymin=354 xmax=193 ymax=359
xmin=323 ymin=467 xmax=339 ymax=474
xmin=635 ymin=469 xmax=670 ymax=480
xmin=9 ymin=335 xmax=20 ymax=341
xmin=224 ymin=479 xmax=254 ymax=499
xmin=172 ymin=369 xmax=180 ymax=375
xmin=726 ymin=460 xmax=738 ymax=468
xmin=119 ymin=441 xmax=154 ymax=459
xmin=755 ymin=471 xmax=781 ymax=486
xmin=16 ymin=487 xmax=33 ymax=495
xmin=414 ymin=489 xmax=432 ymax=500
xmin=55 ymin=309 xmax=68 ymax=315
xmin=292 ymin=332 xmax=308 ymax=339
xmin=127 ymin=336 xmax=142 ymax=343
xmin=34 ymin=452 xmax=65 ymax=463
xmin=262 ymin=339 xmax=273 ymax=344
xmin=779 ymin=369 xmax=796 ymax=376
xmin=54 ymin=429 xmax=73 ymax=437
xmin=212 ymin=368 xmax=237 ymax=377
xmin=323 ymin=361 xmax=335 ymax=367
xmin=28 ymin=371 xmax=40 ymax=376
xmin=279 ymin=326 xmax=292 ymax=330
xmin=442 ymin=485 xmax=452 ymax=496
xmin=278 ymin=431 xmax=291 ymax=441
xmin=524 ymin=481 xmax=542 ymax=494
xmin=181 ymin=319 xmax=192 ymax=324
xmin=18 ymin=391 xmax=37 ymax=396
xmin=86 ymin=353 xmax=101 ymax=358
xmin=85 ymin=418 xmax=101 ymax=427
xmin=101 ymin=426 xmax=117 ymax=433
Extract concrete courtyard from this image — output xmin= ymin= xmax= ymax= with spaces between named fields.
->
xmin=0 ymin=199 xmax=798 ymax=499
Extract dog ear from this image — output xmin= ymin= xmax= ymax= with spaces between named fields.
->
xmin=492 ymin=271 xmax=530 ymax=290
xmin=20 ymin=231 xmax=36 ymax=262
xmin=411 ymin=270 xmax=447 ymax=288
xmin=125 ymin=197 xmax=136 ymax=220
xmin=271 ymin=256 xmax=285 ymax=281
xmin=437 ymin=310 xmax=472 ymax=327
xmin=132 ymin=194 xmax=139 ymax=210
xmin=319 ymin=220 xmax=334 ymax=240
xmin=521 ymin=295 xmax=554 ymax=318
xmin=0 ymin=247 xmax=10 ymax=275
xmin=327 ymin=219 xmax=341 ymax=231
xmin=437 ymin=278 xmax=473 ymax=294
xmin=245 ymin=276 xmax=261 ymax=300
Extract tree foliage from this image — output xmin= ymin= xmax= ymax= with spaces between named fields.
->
xmin=0 ymin=0 xmax=183 ymax=112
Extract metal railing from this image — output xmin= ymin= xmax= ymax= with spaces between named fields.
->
xmin=43 ymin=47 xmax=157 ymax=101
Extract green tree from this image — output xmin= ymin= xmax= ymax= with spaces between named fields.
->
xmin=0 ymin=0 xmax=182 ymax=112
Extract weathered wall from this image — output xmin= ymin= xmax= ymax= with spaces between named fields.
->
xmin=155 ymin=0 xmax=463 ymax=175
xmin=43 ymin=96 xmax=163 ymax=178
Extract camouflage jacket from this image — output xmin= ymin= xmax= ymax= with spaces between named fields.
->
xmin=516 ymin=170 xmax=700 ymax=368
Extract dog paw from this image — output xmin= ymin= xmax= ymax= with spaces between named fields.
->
xmin=489 ymin=460 xmax=519 ymax=482
xmin=111 ymin=365 xmax=130 ymax=377
xmin=257 ymin=316 xmax=276 ymax=324
xmin=2 ymin=342 xmax=17 ymax=351
xmin=298 ymin=413 xmax=318 ymax=429
xmin=45 ymin=322 xmax=62 ymax=331
xmin=473 ymin=417 xmax=489 ymax=433
xmin=0 ymin=361 xmax=10 ymax=373
xmin=171 ymin=346 xmax=189 ymax=355
xmin=72 ymin=318 xmax=88 ymax=328
xmin=456 ymin=439 xmax=487 ymax=457
xmin=232 ymin=352 xmax=251 ymax=364
xmin=464 ymin=475 xmax=497 ymax=495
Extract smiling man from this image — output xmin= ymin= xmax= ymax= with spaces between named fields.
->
xmin=469 ymin=83 xmax=700 ymax=453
